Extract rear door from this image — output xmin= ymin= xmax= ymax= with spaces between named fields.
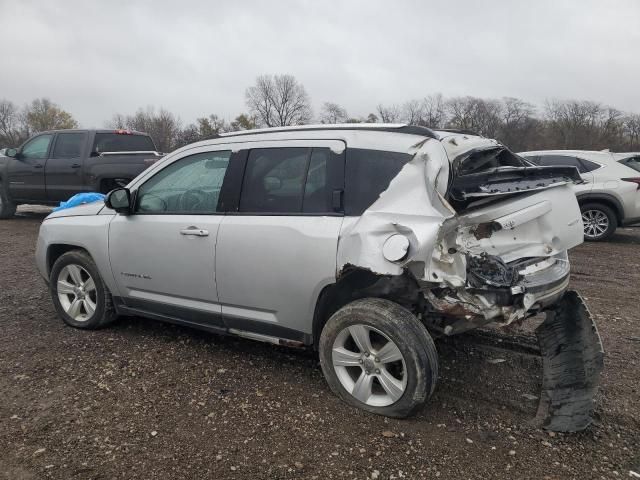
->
xmin=7 ymin=133 xmax=53 ymax=201
xmin=215 ymin=140 xmax=345 ymax=341
xmin=108 ymin=148 xmax=232 ymax=327
xmin=45 ymin=131 xmax=89 ymax=201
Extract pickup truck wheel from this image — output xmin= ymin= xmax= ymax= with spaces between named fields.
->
xmin=50 ymin=250 xmax=117 ymax=329
xmin=581 ymin=203 xmax=617 ymax=241
xmin=319 ymin=298 xmax=438 ymax=418
xmin=0 ymin=184 xmax=17 ymax=218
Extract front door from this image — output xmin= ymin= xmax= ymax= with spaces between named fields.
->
xmin=215 ymin=142 xmax=345 ymax=340
xmin=46 ymin=131 xmax=89 ymax=201
xmin=108 ymin=149 xmax=232 ymax=327
xmin=8 ymin=133 xmax=53 ymax=201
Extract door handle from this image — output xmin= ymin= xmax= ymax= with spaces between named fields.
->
xmin=180 ymin=227 xmax=209 ymax=237
xmin=71 ymin=163 xmax=81 ymax=168
xmin=33 ymin=164 xmax=43 ymax=169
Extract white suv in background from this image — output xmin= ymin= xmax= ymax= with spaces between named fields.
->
xmin=519 ymin=150 xmax=640 ymax=241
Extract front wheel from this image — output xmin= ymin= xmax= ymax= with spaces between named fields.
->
xmin=319 ymin=298 xmax=438 ymax=418
xmin=581 ymin=203 xmax=617 ymax=241
xmin=50 ymin=250 xmax=117 ymax=329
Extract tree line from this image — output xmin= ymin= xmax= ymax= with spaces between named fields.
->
xmin=2 ymin=74 xmax=640 ymax=153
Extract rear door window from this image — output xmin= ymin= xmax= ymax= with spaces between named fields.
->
xmin=238 ymin=147 xmax=334 ymax=214
xmin=93 ymin=133 xmax=156 ymax=153
xmin=52 ymin=132 xmax=87 ymax=159
xmin=344 ymin=148 xmax=412 ymax=215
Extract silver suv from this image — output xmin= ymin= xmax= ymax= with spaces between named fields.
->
xmin=36 ymin=125 xmax=603 ymax=430
xmin=519 ymin=150 xmax=640 ymax=241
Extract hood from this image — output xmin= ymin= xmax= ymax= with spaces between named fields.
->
xmin=46 ymin=201 xmax=107 ymax=219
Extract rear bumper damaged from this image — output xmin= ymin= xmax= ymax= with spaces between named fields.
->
xmin=336 ymin=134 xmax=602 ymax=431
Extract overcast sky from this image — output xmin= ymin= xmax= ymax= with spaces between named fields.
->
xmin=2 ymin=0 xmax=639 ymax=127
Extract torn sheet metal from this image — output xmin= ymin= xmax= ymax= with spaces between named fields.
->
xmin=336 ymin=133 xmax=583 ymax=324
xmin=534 ymin=290 xmax=604 ymax=432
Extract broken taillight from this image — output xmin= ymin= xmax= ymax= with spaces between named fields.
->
xmin=621 ymin=178 xmax=640 ymax=190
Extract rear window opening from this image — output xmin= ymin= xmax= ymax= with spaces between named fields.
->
xmin=456 ymin=147 xmax=530 ymax=175
xmin=92 ymin=133 xmax=156 ymax=154
xmin=447 ymin=147 xmax=581 ymax=211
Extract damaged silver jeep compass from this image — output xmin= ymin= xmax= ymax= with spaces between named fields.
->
xmin=36 ymin=124 xmax=604 ymax=431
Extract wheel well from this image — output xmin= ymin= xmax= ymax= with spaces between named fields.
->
xmin=578 ymin=197 xmax=623 ymax=223
xmin=311 ymin=266 xmax=423 ymax=349
xmin=47 ymin=244 xmax=89 ymax=275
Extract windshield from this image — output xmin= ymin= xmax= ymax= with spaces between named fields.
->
xmin=93 ymin=133 xmax=156 ymax=153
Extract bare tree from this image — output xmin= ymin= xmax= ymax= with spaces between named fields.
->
xmin=420 ymin=94 xmax=447 ymax=128
xmin=319 ymin=102 xmax=348 ymax=124
xmin=108 ymin=107 xmax=181 ymax=152
xmin=0 ymin=100 xmax=27 ymax=147
xmin=496 ymin=97 xmax=539 ymax=151
xmin=245 ymin=74 xmax=312 ymax=127
xmin=624 ymin=114 xmax=640 ymax=150
xmin=446 ymin=96 xmax=502 ymax=137
xmin=376 ymin=104 xmax=402 ymax=123
xmin=400 ymin=99 xmax=423 ymax=125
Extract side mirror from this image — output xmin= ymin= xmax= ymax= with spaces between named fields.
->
xmin=5 ymin=148 xmax=18 ymax=158
xmin=104 ymin=187 xmax=132 ymax=214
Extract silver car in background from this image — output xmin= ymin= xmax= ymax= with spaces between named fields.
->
xmin=35 ymin=124 xmax=603 ymax=431
xmin=519 ymin=150 xmax=640 ymax=240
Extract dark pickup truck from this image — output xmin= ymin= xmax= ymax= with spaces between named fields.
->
xmin=0 ymin=129 xmax=162 ymax=218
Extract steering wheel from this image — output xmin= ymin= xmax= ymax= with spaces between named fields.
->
xmin=179 ymin=189 xmax=208 ymax=212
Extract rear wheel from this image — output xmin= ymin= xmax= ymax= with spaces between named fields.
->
xmin=0 ymin=183 xmax=17 ymax=219
xmin=50 ymin=250 xmax=117 ymax=329
xmin=580 ymin=203 xmax=617 ymax=241
xmin=319 ymin=298 xmax=438 ymax=418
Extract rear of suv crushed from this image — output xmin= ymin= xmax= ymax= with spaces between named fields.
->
xmin=36 ymin=125 xmax=604 ymax=432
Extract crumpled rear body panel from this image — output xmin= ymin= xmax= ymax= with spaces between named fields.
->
xmin=337 ymin=135 xmax=583 ymax=324
xmin=335 ymin=133 xmax=602 ymax=432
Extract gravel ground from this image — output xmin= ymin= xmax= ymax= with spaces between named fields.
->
xmin=1 ymin=206 xmax=638 ymax=479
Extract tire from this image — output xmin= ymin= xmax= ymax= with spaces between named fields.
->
xmin=580 ymin=203 xmax=617 ymax=241
xmin=0 ymin=183 xmax=17 ymax=219
xmin=50 ymin=250 xmax=117 ymax=329
xmin=319 ymin=298 xmax=438 ymax=418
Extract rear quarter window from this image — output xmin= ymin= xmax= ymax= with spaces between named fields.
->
xmin=345 ymin=148 xmax=412 ymax=216
xmin=620 ymin=156 xmax=640 ymax=173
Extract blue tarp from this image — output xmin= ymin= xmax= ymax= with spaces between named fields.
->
xmin=52 ymin=192 xmax=105 ymax=212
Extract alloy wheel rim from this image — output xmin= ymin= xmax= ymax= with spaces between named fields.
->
xmin=582 ymin=209 xmax=609 ymax=239
xmin=57 ymin=264 xmax=97 ymax=321
xmin=332 ymin=324 xmax=407 ymax=407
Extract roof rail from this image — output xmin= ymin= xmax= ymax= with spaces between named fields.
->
xmin=217 ymin=123 xmax=438 ymax=140
xmin=436 ymin=128 xmax=481 ymax=136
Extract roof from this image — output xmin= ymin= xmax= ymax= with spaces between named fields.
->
xmin=36 ymin=128 xmax=149 ymax=136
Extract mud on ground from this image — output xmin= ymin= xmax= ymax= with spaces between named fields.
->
xmin=1 ymin=207 xmax=638 ymax=479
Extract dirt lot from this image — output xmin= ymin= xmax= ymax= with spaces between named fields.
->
xmin=1 ymin=207 xmax=638 ymax=480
